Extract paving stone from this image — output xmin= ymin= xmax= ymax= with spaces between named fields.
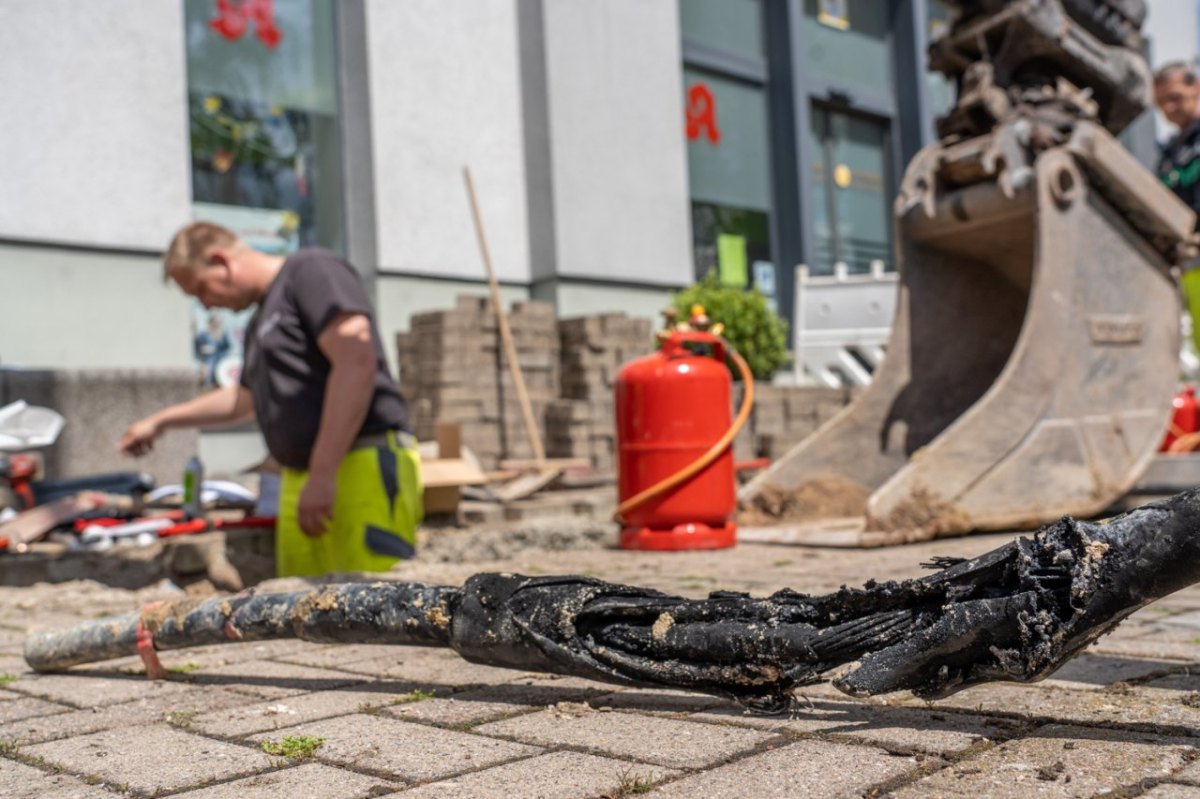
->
xmin=185 ymin=659 xmax=367 ymax=698
xmin=192 ymin=682 xmax=438 ymax=737
xmin=1160 ymin=611 xmax=1200 ymax=630
xmin=1040 ymin=654 xmax=1183 ymax=691
xmin=1143 ymin=785 xmax=1200 ymax=798
xmin=1089 ymin=634 xmax=1200 ymax=662
xmin=0 ymin=694 xmax=71 ymax=726
xmin=170 ymin=761 xmax=402 ymax=798
xmin=476 ymin=705 xmax=775 ymax=768
xmin=23 ymin=723 xmax=273 ymax=795
xmin=648 ymin=739 xmax=920 ymax=798
xmin=1174 ymin=747 xmax=1200 ymax=785
xmin=397 ymin=750 xmax=679 ymax=798
xmin=382 ymin=677 xmax=604 ymax=727
xmin=273 ymin=643 xmax=416 ymax=670
xmin=587 ymin=689 xmax=728 ymax=716
xmin=253 ymin=713 xmax=541 ymax=781
xmin=0 ymin=756 xmax=115 ymax=799
xmin=335 ymin=648 xmax=520 ymax=688
xmin=892 ymin=724 xmax=1199 ymax=798
xmin=897 ymin=681 xmax=1200 ymax=734
xmin=692 ymin=699 xmax=1022 ymax=755
xmin=0 ymin=687 xmax=250 ymax=745
xmin=7 ymin=670 xmax=190 ymax=708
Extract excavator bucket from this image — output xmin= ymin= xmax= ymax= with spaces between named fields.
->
xmin=740 ymin=0 xmax=1196 ymax=544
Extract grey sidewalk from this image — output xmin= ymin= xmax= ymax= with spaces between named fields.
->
xmin=1 ymin=531 xmax=1199 ymax=798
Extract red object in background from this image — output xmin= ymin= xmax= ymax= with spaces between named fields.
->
xmin=1161 ymin=385 xmax=1200 ymax=452
xmin=616 ymin=331 xmax=736 ymax=550
xmin=5 ymin=454 xmax=37 ymax=510
xmin=686 ymin=83 xmax=722 ymax=145
xmin=210 ymin=0 xmax=282 ymax=49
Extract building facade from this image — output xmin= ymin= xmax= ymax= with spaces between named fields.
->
xmin=0 ymin=0 xmax=1188 ymax=378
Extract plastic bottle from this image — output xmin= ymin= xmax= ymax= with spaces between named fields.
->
xmin=182 ymin=455 xmax=204 ymax=519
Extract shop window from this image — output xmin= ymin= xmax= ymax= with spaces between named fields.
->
xmin=183 ymin=0 xmax=342 ymax=387
xmin=184 ymin=0 xmax=342 ymax=254
xmin=679 ymin=0 xmax=765 ymax=60
xmin=684 ymin=69 xmax=773 ymax=296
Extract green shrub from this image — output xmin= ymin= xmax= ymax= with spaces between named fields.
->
xmin=672 ymin=271 xmax=789 ymax=380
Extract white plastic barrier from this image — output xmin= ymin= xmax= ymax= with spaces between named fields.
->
xmin=792 ymin=261 xmax=898 ymax=388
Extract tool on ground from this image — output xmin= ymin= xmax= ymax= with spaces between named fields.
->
xmin=741 ymin=0 xmax=1198 ymax=543
xmin=614 ymin=309 xmax=755 ymax=550
xmin=0 ymin=492 xmax=134 ymax=551
xmin=25 ymin=488 xmax=1200 ymax=712
xmin=463 ymin=166 xmax=557 ymax=503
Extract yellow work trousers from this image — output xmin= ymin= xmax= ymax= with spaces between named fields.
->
xmin=277 ymin=432 xmax=422 ymax=578
xmin=1184 ymin=267 xmax=1200 ymax=357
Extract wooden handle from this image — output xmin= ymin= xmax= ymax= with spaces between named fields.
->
xmin=462 ymin=167 xmax=547 ymax=469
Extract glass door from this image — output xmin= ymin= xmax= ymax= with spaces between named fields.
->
xmin=809 ymin=105 xmax=892 ymax=274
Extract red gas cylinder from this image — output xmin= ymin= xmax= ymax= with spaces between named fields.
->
xmin=1161 ymin=385 xmax=1200 ymax=452
xmin=615 ymin=330 xmax=736 ymax=550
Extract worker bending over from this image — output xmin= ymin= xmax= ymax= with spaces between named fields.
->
xmin=119 ymin=222 xmax=421 ymax=578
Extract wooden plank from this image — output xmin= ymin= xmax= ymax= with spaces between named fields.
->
xmin=737 ymin=518 xmax=866 ymax=548
xmin=499 ymin=457 xmax=591 ymax=472
xmin=494 ymin=468 xmax=560 ymax=504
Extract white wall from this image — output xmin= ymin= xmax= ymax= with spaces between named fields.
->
xmin=0 ymin=1 xmax=191 ymax=250
xmin=0 ymin=243 xmax=193 ymax=370
xmin=365 ymin=0 xmax=531 ymax=283
xmin=541 ymin=1 xmax=693 ymax=286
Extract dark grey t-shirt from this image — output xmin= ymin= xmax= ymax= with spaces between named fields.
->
xmin=240 ymin=249 xmax=409 ymax=470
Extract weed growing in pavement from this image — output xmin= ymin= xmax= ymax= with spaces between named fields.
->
xmin=0 ymin=674 xmax=18 ymax=685
xmin=167 ymin=662 xmax=201 ymax=675
xmin=260 ymin=735 xmax=325 ymax=760
xmin=166 ymin=710 xmax=199 ymax=728
xmin=604 ymin=767 xmax=656 ymax=797
xmin=394 ymin=689 xmax=437 ymax=704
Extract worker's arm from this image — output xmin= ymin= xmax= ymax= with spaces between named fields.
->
xmin=297 ymin=312 xmax=378 ymax=537
xmin=118 ymin=385 xmax=254 ymax=457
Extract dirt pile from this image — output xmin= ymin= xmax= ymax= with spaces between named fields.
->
xmin=738 ymin=473 xmax=870 ymax=526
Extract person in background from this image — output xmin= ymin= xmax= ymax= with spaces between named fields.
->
xmin=118 ymin=221 xmax=422 ymax=578
xmin=1154 ymin=62 xmax=1200 ymax=353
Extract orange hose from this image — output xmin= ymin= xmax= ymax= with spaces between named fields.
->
xmin=613 ymin=343 xmax=756 ymax=524
xmin=1167 ymin=430 xmax=1200 ymax=454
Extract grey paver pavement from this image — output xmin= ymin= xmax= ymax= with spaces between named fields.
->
xmin=0 ymin=529 xmax=1198 ymax=796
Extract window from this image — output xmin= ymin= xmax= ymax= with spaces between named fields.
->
xmin=809 ymin=106 xmax=892 ymax=274
xmin=802 ymin=0 xmax=891 ymax=97
xmin=680 ymin=0 xmax=775 ymax=303
xmin=184 ymin=0 xmax=342 ymax=254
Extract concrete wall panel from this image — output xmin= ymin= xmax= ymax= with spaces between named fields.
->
xmin=0 ymin=244 xmax=193 ymax=370
xmin=365 ymin=0 xmax=531 ymax=283
xmin=542 ymin=1 xmax=692 ymax=285
xmin=0 ymin=1 xmax=191 ymax=250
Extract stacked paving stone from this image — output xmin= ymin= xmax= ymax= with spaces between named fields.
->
xmin=396 ymin=296 xmax=559 ymax=470
xmin=547 ymin=313 xmax=655 ymax=471
xmin=749 ymin=384 xmax=854 ymax=460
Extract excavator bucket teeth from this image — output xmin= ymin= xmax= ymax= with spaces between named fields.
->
xmin=741 ymin=127 xmax=1191 ymax=543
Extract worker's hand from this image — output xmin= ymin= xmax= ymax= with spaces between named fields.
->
xmin=297 ymin=474 xmax=336 ymax=537
xmin=117 ymin=417 xmax=162 ymax=457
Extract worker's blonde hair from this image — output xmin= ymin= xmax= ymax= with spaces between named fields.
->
xmin=162 ymin=221 xmax=238 ymax=283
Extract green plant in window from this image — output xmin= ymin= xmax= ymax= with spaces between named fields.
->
xmin=672 ymin=270 xmax=789 ymax=380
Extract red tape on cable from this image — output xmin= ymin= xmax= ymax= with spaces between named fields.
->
xmin=136 ymin=602 xmax=168 ymax=680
